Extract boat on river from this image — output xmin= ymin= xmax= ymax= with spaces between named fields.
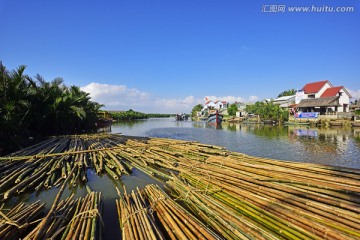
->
xmin=263 ymin=120 xmax=277 ymax=125
xmin=329 ymin=121 xmax=343 ymax=127
xmin=175 ymin=113 xmax=188 ymax=121
xmin=284 ymin=121 xmax=310 ymax=126
xmin=207 ymin=111 xmax=223 ymax=125
xmin=352 ymin=122 xmax=360 ymax=127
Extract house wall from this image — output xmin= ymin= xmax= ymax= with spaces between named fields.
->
xmin=215 ymin=102 xmax=223 ymax=109
xmin=206 ymin=101 xmax=216 ymax=108
xmin=338 ymin=89 xmax=350 ymax=112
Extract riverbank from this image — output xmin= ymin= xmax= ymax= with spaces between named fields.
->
xmin=1 ymin=134 xmax=360 ymax=239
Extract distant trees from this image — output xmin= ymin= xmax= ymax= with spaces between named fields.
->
xmin=110 ymin=109 xmax=148 ymax=120
xmin=191 ymin=104 xmax=203 ymax=117
xmin=227 ymin=103 xmax=238 ymax=117
xmin=277 ymin=89 xmax=296 ymax=98
xmin=0 ymin=62 xmax=102 ymax=154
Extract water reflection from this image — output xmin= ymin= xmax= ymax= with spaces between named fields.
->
xmin=112 ymin=118 xmax=360 ymax=169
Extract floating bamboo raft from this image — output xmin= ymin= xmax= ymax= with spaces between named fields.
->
xmin=0 ymin=188 xmax=102 ymax=240
xmin=1 ymin=134 xmax=360 ymax=239
xmin=116 ymin=184 xmax=221 ymax=240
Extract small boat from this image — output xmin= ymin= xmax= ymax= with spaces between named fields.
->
xmin=329 ymin=121 xmax=343 ymax=127
xmin=228 ymin=118 xmax=239 ymax=123
xmin=284 ymin=121 xmax=310 ymax=126
xmin=352 ymin=122 xmax=360 ymax=127
xmin=207 ymin=111 xmax=223 ymax=125
xmin=263 ymin=120 xmax=277 ymax=125
xmin=175 ymin=113 xmax=188 ymax=121
xmin=95 ymin=119 xmax=113 ymax=127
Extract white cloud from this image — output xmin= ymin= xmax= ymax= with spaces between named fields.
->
xmin=81 ymin=82 xmax=258 ymax=113
xmin=349 ymin=89 xmax=360 ymax=99
xmin=81 ymin=82 xmax=202 ymax=113
xmin=248 ymin=96 xmax=259 ymax=102
xmin=81 ymin=82 xmax=149 ymax=108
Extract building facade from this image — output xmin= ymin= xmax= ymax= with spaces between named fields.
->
xmin=296 ymin=80 xmax=352 ymax=114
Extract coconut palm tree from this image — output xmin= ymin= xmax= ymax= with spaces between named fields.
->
xmin=0 ymin=62 xmax=104 ymax=154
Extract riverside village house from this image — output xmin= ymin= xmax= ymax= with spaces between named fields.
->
xmin=294 ymin=80 xmax=352 ymax=118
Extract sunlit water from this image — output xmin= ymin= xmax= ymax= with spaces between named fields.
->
xmin=13 ymin=118 xmax=360 ymax=239
xmin=111 ymin=118 xmax=360 ymax=169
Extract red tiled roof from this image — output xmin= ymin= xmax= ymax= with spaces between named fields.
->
xmin=320 ymin=86 xmax=344 ymax=98
xmin=302 ymin=80 xmax=332 ymax=94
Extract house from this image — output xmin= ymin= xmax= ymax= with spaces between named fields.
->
xmin=273 ymin=95 xmax=295 ymax=108
xmin=214 ymin=100 xmax=228 ymax=110
xmin=204 ymin=100 xmax=228 ymax=111
xmin=234 ymin=102 xmax=247 ymax=117
xmin=205 ymin=100 xmax=216 ymax=109
xmin=296 ymin=80 xmax=352 ymax=115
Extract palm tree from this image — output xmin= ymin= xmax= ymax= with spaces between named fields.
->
xmin=0 ymin=62 xmax=104 ymax=154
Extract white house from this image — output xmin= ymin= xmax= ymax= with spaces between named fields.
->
xmin=214 ymin=100 xmax=228 ymax=110
xmin=205 ymin=100 xmax=216 ymax=109
xmin=273 ymin=95 xmax=295 ymax=108
xmin=204 ymin=100 xmax=228 ymax=110
xmin=296 ymin=80 xmax=352 ymax=114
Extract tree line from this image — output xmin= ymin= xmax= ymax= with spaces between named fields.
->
xmin=0 ymin=62 xmax=103 ymax=155
xmin=110 ymin=110 xmax=172 ymax=121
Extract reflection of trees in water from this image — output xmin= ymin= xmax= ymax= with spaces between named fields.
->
xmin=225 ymin=124 xmax=241 ymax=131
xmin=112 ymin=120 xmax=145 ymax=128
xmin=243 ymin=124 xmax=288 ymax=139
xmin=354 ymin=129 xmax=360 ymax=142
xmin=296 ymin=128 xmax=352 ymax=155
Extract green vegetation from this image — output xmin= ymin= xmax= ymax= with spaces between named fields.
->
xmin=146 ymin=113 xmax=172 ymax=118
xmin=355 ymin=110 xmax=360 ymax=115
xmin=277 ymin=89 xmax=296 ymax=98
xmin=0 ymin=62 xmax=103 ymax=155
xmin=227 ymin=103 xmax=238 ymax=117
xmin=191 ymin=104 xmax=203 ymax=117
xmin=245 ymin=100 xmax=289 ymax=123
xmin=110 ymin=110 xmax=173 ymax=121
xmin=110 ymin=109 xmax=148 ymax=120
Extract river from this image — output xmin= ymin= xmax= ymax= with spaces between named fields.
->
xmin=110 ymin=117 xmax=360 ymax=169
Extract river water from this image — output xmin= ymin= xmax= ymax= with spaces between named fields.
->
xmin=14 ymin=117 xmax=360 ymax=239
xmin=111 ymin=118 xmax=360 ymax=169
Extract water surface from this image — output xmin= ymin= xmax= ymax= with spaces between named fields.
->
xmin=111 ymin=118 xmax=360 ymax=169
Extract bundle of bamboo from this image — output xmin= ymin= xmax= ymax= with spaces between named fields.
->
xmin=0 ymin=135 xmax=132 ymax=200
xmin=116 ymin=186 xmax=166 ymax=240
xmin=24 ymin=191 xmax=102 ymax=240
xmin=169 ymin=162 xmax=360 ymax=239
xmin=116 ymin=138 xmax=360 ymax=239
xmin=2 ymin=134 xmax=360 ymax=240
xmin=25 ymin=194 xmax=77 ymax=239
xmin=116 ymin=184 xmax=221 ymax=240
xmin=0 ymin=201 xmax=45 ymax=240
xmin=59 ymin=191 xmax=103 ymax=240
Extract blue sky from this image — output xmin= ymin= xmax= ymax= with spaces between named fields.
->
xmin=1 ymin=0 xmax=359 ymax=113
